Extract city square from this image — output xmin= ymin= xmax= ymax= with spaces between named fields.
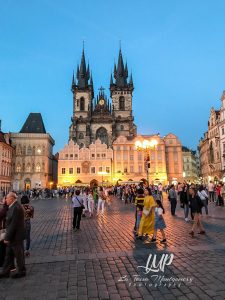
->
xmin=1 ymin=195 xmax=225 ymax=300
xmin=1 ymin=1 xmax=225 ymax=299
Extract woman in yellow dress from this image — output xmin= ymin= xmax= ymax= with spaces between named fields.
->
xmin=137 ymin=187 xmax=156 ymax=239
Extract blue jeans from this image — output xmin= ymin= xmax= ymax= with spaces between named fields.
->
xmin=25 ymin=220 xmax=31 ymax=251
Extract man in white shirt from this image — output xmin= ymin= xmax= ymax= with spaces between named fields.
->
xmin=208 ymin=181 xmax=215 ymax=202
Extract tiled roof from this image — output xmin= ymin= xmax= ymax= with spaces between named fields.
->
xmin=20 ymin=113 xmax=46 ymax=134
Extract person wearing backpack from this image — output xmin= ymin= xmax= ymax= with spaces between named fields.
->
xmin=189 ymin=187 xmax=205 ymax=237
xmin=197 ymin=185 xmax=209 ymax=215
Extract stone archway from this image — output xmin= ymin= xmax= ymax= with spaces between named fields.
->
xmin=90 ymin=179 xmax=98 ymax=188
xmin=75 ymin=180 xmax=82 ymax=184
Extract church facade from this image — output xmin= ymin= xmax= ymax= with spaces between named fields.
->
xmin=58 ymin=48 xmax=184 ymax=186
xmin=69 ymin=48 xmax=137 ymax=147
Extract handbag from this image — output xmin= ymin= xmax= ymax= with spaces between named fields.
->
xmin=143 ymin=208 xmax=151 ymax=216
xmin=0 ymin=222 xmax=6 ymax=242
xmin=76 ymin=197 xmax=85 ymax=210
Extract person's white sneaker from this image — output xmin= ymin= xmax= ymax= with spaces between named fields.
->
xmin=185 ymin=218 xmax=189 ymax=222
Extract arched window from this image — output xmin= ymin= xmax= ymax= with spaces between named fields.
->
xmin=79 ymin=133 xmax=84 ymax=139
xmin=22 ymin=146 xmax=26 ymax=155
xmin=119 ymin=96 xmax=125 ymax=110
xmin=27 ymin=146 xmax=32 ymax=155
xmin=16 ymin=164 xmax=21 ymax=173
xmin=80 ymin=97 xmax=85 ymax=111
xmin=96 ymin=127 xmax=108 ymax=145
xmin=17 ymin=145 xmax=22 ymax=155
xmin=26 ymin=163 xmax=31 ymax=172
xmin=36 ymin=163 xmax=41 ymax=172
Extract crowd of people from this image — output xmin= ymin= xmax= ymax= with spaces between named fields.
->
xmin=0 ymin=180 xmax=224 ymax=279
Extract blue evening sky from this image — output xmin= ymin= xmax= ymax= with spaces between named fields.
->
xmin=1 ymin=0 xmax=225 ymax=152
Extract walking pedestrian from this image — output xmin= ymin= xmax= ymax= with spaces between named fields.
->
xmin=87 ymin=189 xmax=95 ymax=217
xmin=180 ymin=184 xmax=189 ymax=221
xmin=137 ymin=188 xmax=155 ymax=240
xmin=168 ymin=185 xmax=177 ymax=216
xmin=208 ymin=181 xmax=215 ymax=202
xmin=0 ymin=192 xmax=26 ymax=279
xmin=197 ymin=185 xmax=209 ymax=215
xmin=72 ymin=190 xmax=84 ymax=231
xmin=20 ymin=195 xmax=34 ymax=257
xmin=189 ymin=187 xmax=205 ymax=237
xmin=97 ymin=187 xmax=106 ymax=215
xmin=151 ymin=200 xmax=167 ymax=243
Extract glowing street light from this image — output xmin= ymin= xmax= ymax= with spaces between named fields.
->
xmin=135 ymin=138 xmax=158 ymax=185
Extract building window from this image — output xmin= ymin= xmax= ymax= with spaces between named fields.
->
xmin=138 ymin=153 xmax=142 ymax=161
xmin=36 ymin=164 xmax=41 ymax=172
xmin=130 ymin=155 xmax=134 ymax=161
xmin=16 ymin=164 xmax=21 ymax=173
xmin=124 ymin=167 xmax=128 ymax=173
xmin=26 ymin=164 xmax=31 ymax=173
xmin=65 ymin=154 xmax=68 ymax=159
xmin=102 ymin=153 xmax=106 ymax=158
xmin=222 ymin=127 xmax=225 ymax=135
xmin=138 ymin=165 xmax=142 ymax=173
xmin=27 ymin=146 xmax=32 ymax=155
xmin=99 ymin=166 xmax=103 ymax=172
xmin=77 ymin=167 xmax=81 ymax=174
xmin=91 ymin=167 xmax=95 ymax=173
xmin=62 ymin=168 xmax=66 ymax=174
xmin=119 ymin=96 xmax=125 ymax=110
xmin=106 ymin=167 xmax=110 ymax=173
xmin=69 ymin=168 xmax=73 ymax=174
xmin=79 ymin=133 xmax=84 ymax=139
xmin=91 ymin=153 xmax=95 ymax=158
xmin=97 ymin=154 xmax=100 ymax=158
xmin=130 ymin=166 xmax=134 ymax=173
xmin=80 ymin=97 xmax=85 ymax=111
xmin=75 ymin=154 xmax=78 ymax=158
xmin=70 ymin=154 xmax=73 ymax=158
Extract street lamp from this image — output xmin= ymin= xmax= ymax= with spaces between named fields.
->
xmin=98 ymin=171 xmax=107 ymax=186
xmin=135 ymin=139 xmax=158 ymax=185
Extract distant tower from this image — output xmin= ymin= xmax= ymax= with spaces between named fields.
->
xmin=110 ymin=48 xmax=136 ymax=138
xmin=69 ymin=47 xmax=94 ymax=147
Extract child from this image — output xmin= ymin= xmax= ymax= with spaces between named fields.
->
xmin=151 ymin=200 xmax=167 ymax=243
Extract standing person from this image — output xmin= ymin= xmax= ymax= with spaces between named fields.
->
xmin=216 ymin=184 xmax=224 ymax=206
xmin=72 ymin=190 xmax=84 ymax=231
xmin=0 ymin=192 xmax=26 ymax=279
xmin=158 ymin=183 xmax=163 ymax=202
xmin=197 ymin=186 xmax=209 ymax=215
xmin=168 ymin=185 xmax=177 ymax=216
xmin=88 ymin=189 xmax=95 ymax=217
xmin=137 ymin=188 xmax=155 ymax=240
xmin=151 ymin=200 xmax=167 ymax=243
xmin=189 ymin=187 xmax=205 ymax=237
xmin=0 ymin=197 xmax=8 ymax=267
xmin=20 ymin=195 xmax=34 ymax=257
xmin=208 ymin=181 xmax=215 ymax=202
xmin=134 ymin=188 xmax=145 ymax=234
xmin=97 ymin=187 xmax=106 ymax=215
xmin=180 ymin=184 xmax=189 ymax=221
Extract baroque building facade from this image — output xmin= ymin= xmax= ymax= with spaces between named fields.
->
xmin=10 ymin=113 xmax=56 ymax=190
xmin=0 ymin=122 xmax=14 ymax=195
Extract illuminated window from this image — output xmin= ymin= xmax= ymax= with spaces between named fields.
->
xmin=26 ymin=164 xmax=31 ymax=172
xmin=69 ymin=168 xmax=73 ymax=174
xmin=16 ymin=164 xmax=21 ymax=173
xmin=91 ymin=167 xmax=95 ymax=173
xmin=27 ymin=146 xmax=32 ymax=155
xmin=36 ymin=164 xmax=41 ymax=172
xmin=62 ymin=168 xmax=66 ymax=174
xmin=106 ymin=167 xmax=110 ymax=173
xmin=99 ymin=166 xmax=103 ymax=172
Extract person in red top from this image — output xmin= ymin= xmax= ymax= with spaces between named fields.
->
xmin=216 ymin=184 xmax=224 ymax=206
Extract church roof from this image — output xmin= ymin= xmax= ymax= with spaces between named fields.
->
xmin=20 ymin=113 xmax=46 ymax=134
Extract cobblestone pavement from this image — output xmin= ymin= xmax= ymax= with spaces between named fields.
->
xmin=0 ymin=196 xmax=225 ymax=300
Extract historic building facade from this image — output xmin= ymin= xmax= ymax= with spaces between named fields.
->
xmin=58 ymin=134 xmax=183 ymax=186
xmin=58 ymin=48 xmax=183 ymax=186
xmin=182 ymin=146 xmax=198 ymax=183
xmin=10 ymin=113 xmax=56 ymax=190
xmin=0 ymin=124 xmax=14 ymax=195
xmin=69 ymin=48 xmax=136 ymax=147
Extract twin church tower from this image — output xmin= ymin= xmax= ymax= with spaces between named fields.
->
xmin=69 ymin=47 xmax=137 ymax=147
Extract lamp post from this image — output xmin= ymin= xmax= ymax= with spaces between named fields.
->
xmin=98 ymin=171 xmax=107 ymax=186
xmin=135 ymin=139 xmax=158 ymax=185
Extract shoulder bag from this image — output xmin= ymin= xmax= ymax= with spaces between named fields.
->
xmin=76 ymin=197 xmax=85 ymax=210
xmin=143 ymin=207 xmax=151 ymax=216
